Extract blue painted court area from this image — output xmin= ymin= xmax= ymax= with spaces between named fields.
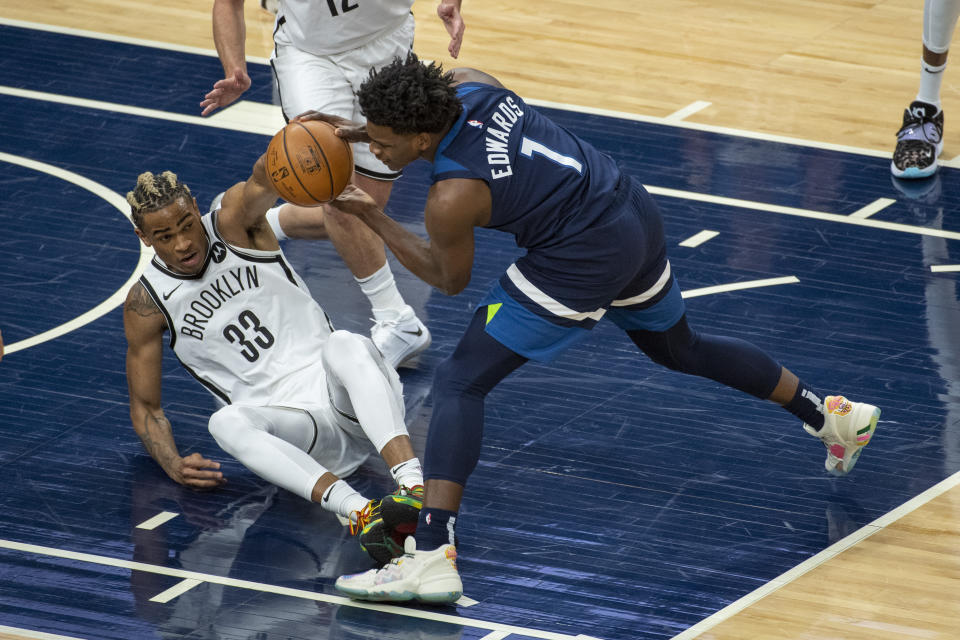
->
xmin=2 ymin=23 xmax=960 ymax=640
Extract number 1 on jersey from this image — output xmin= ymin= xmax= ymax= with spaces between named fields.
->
xmin=520 ymin=137 xmax=583 ymax=173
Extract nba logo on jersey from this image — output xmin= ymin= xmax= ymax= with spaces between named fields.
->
xmin=467 ymin=119 xmax=483 ymax=128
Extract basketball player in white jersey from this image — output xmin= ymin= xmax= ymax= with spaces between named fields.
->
xmin=123 ymin=151 xmax=424 ymax=563
xmin=200 ymin=0 xmax=465 ymax=368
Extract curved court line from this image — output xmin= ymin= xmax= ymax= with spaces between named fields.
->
xmin=0 ymin=152 xmax=153 ymax=356
xmin=0 ymin=537 xmax=597 ymax=640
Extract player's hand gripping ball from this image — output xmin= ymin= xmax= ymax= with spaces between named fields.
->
xmin=266 ymin=120 xmax=354 ymax=205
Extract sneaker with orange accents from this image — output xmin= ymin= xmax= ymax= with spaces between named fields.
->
xmin=380 ymin=484 xmax=423 ymax=535
xmin=350 ymin=498 xmax=402 ymax=565
xmin=803 ymin=396 xmax=880 ymax=476
xmin=335 ymin=536 xmax=463 ymax=604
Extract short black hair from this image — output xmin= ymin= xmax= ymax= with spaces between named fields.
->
xmin=126 ymin=171 xmax=192 ymax=230
xmin=357 ymin=52 xmax=462 ymax=134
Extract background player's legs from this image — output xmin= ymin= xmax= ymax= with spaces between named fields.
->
xmin=891 ymin=0 xmax=960 ymax=178
xmin=416 ymin=309 xmax=529 ymax=550
xmin=206 ymin=404 xmax=371 ymax=519
xmin=271 ymin=43 xmax=429 ymax=366
xmin=321 ymin=330 xmax=423 ymax=490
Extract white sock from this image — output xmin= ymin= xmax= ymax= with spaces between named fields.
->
xmin=390 ymin=458 xmax=424 ymax=489
xmin=321 ymin=480 xmax=369 ymax=520
xmin=356 ymin=262 xmax=407 ymax=318
xmin=918 ymin=60 xmax=946 ymax=108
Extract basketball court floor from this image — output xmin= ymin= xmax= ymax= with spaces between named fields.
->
xmin=2 ymin=16 xmax=960 ymax=640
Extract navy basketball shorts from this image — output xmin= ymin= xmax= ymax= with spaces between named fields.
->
xmin=479 ymin=179 xmax=685 ymax=362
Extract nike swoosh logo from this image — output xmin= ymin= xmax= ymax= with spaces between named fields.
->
xmin=162 ymin=283 xmax=183 ymax=300
xmin=402 ymin=328 xmax=423 ymax=337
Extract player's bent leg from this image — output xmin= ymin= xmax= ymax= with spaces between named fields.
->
xmin=425 ymin=310 xmax=528 ymax=488
xmin=207 ymin=404 xmax=336 ymax=501
xmin=322 ymin=330 xmax=408 ymax=451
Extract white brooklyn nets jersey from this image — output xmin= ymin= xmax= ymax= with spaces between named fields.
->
xmin=139 ymin=212 xmax=334 ymax=407
xmin=274 ymin=0 xmax=413 ymax=55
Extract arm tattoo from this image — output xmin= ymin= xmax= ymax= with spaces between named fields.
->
xmin=138 ymin=410 xmax=179 ymax=469
xmin=126 ymin=283 xmax=165 ymax=322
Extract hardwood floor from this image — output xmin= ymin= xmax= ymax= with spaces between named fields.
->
xmin=2 ymin=2 xmax=958 ymax=639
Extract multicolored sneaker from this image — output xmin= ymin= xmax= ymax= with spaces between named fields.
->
xmin=803 ymin=396 xmax=880 ymax=476
xmin=380 ymin=485 xmax=423 ymax=535
xmin=891 ymin=101 xmax=943 ymax=179
xmin=350 ymin=499 xmax=401 ymax=565
xmin=335 ymin=536 xmax=463 ymax=604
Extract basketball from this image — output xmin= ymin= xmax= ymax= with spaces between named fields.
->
xmin=265 ymin=120 xmax=354 ymax=205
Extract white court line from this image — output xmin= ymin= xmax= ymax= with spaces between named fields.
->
xmin=0 ymin=86 xmax=281 ymax=137
xmin=135 ymin=511 xmax=179 ymax=530
xmin=679 ymin=230 xmax=719 ymax=247
xmin=4 ymin=84 xmax=955 ymax=245
xmin=479 ymin=632 xmax=512 ymax=640
xmin=0 ymin=626 xmax=87 ymax=640
xmin=0 ymin=18 xmax=894 ymax=160
xmin=0 ymin=153 xmax=154 ymax=357
xmin=664 ymin=100 xmax=712 ymax=122
xmin=931 ymin=264 xmax=960 ymax=272
xmin=670 ymin=470 xmax=960 ymax=640
xmin=0 ymin=17 xmax=270 ymax=65
xmin=848 ymin=197 xmax=896 ymax=220
xmin=682 ymin=276 xmax=799 ymax=299
xmin=0 ymin=538 xmax=591 ymax=640
xmin=150 ymin=578 xmax=203 ymax=603
xmin=645 ymin=185 xmax=960 ymax=241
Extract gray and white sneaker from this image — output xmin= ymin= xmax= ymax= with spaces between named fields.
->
xmin=891 ymin=101 xmax=943 ymax=179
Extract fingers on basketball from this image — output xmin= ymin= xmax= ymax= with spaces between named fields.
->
xmin=266 ymin=120 xmax=355 ymax=206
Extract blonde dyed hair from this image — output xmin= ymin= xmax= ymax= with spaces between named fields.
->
xmin=126 ymin=171 xmax=193 ymax=229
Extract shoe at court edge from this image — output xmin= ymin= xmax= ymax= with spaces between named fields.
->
xmin=371 ymin=306 xmax=431 ymax=369
xmin=335 ymin=536 xmax=463 ymax=604
xmin=803 ymin=396 xmax=880 ymax=477
xmin=891 ymin=101 xmax=943 ymax=179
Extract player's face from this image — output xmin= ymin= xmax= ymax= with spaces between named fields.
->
xmin=136 ymin=197 xmax=209 ymax=275
xmin=365 ymin=122 xmax=428 ymax=170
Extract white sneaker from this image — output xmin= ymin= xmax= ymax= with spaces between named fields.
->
xmin=803 ymin=396 xmax=880 ymax=476
xmin=371 ymin=306 xmax=431 ymax=368
xmin=335 ymin=537 xmax=463 ymax=603
xmin=260 ymin=0 xmax=280 ymax=14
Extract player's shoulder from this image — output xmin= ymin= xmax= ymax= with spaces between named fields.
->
xmin=450 ymin=68 xmax=505 ymax=89
xmin=124 ymin=281 xmax=166 ymax=330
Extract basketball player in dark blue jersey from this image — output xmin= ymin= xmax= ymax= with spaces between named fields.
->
xmin=307 ymin=53 xmax=882 ymax=603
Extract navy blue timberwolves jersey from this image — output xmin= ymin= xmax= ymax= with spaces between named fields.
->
xmin=431 ymin=82 xmax=623 ymax=249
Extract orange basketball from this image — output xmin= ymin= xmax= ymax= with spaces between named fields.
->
xmin=265 ymin=120 xmax=354 ymax=205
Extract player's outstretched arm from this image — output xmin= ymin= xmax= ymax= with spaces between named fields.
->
xmin=292 ymin=112 xmax=371 ymax=144
xmin=437 ymin=0 xmax=465 ymax=58
xmin=330 ymin=178 xmax=488 ymax=295
xmin=201 ymin=0 xmax=252 ymax=116
xmin=124 ymin=283 xmax=227 ymax=490
xmin=215 ymin=153 xmax=284 ymax=248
